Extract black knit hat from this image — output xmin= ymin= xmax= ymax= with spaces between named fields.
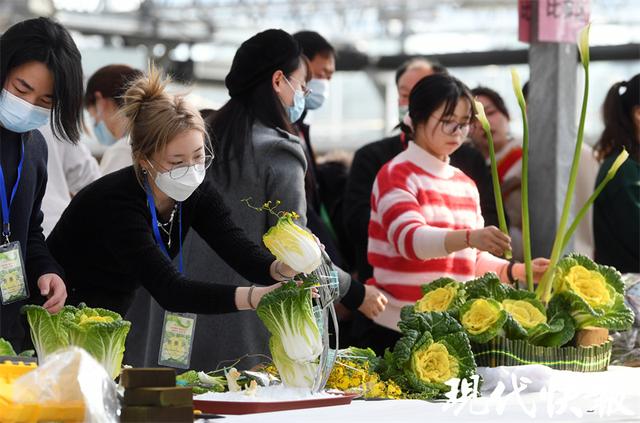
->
xmin=225 ymin=29 xmax=301 ymax=98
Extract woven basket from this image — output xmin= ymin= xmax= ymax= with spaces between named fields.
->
xmin=472 ymin=336 xmax=613 ymax=372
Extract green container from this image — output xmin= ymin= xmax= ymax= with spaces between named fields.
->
xmin=472 ymin=336 xmax=612 ymax=372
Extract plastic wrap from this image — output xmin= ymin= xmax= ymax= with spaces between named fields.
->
xmin=610 ymin=273 xmax=640 ymax=366
xmin=12 ymin=347 xmax=118 ymax=423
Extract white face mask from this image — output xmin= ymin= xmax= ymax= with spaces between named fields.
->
xmin=148 ymin=161 xmax=206 ymax=202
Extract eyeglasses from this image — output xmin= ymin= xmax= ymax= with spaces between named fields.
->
xmin=287 ymin=76 xmax=312 ymax=98
xmin=436 ymin=118 xmax=471 ymax=136
xmin=149 ymin=153 xmax=215 ymax=179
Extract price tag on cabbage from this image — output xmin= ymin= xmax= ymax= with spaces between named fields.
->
xmin=158 ymin=312 xmax=196 ymax=369
xmin=0 ymin=242 xmax=29 ymax=305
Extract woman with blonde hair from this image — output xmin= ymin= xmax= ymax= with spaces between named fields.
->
xmin=46 ymin=65 xmax=296 ymax=318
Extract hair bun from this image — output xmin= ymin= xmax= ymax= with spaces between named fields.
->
xmin=121 ymin=65 xmax=171 ymax=123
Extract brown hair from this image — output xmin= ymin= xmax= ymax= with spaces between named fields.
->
xmin=84 ymin=64 xmax=143 ymax=108
xmin=119 ymin=65 xmax=209 ymax=183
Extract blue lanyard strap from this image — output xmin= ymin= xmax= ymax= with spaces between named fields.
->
xmin=144 ymin=176 xmax=183 ymax=274
xmin=0 ymin=140 xmax=25 ymax=244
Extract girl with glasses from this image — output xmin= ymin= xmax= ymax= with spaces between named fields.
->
xmin=366 ymin=73 xmax=549 ymax=352
xmin=46 ymin=66 xmax=297 ymax=323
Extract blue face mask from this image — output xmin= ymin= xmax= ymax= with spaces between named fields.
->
xmin=94 ymin=120 xmax=117 ymax=146
xmin=284 ymin=77 xmax=306 ymax=123
xmin=305 ymin=79 xmax=330 ymax=110
xmin=0 ymin=89 xmax=50 ymax=133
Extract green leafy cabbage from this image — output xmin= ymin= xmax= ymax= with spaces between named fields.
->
xmin=0 ymin=337 xmax=16 ymax=356
xmin=22 ymin=304 xmax=76 ymax=360
xmin=379 ymin=310 xmax=476 ymax=399
xmin=22 ymin=304 xmax=131 ymax=379
xmin=64 ymin=305 xmax=131 ymax=379
xmin=413 ymin=278 xmax=466 ymax=317
xmin=257 ymin=280 xmax=321 ymax=388
xmin=551 ymin=254 xmax=633 ymax=331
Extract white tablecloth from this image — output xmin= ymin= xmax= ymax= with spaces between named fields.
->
xmin=198 ymin=366 xmax=640 ymax=423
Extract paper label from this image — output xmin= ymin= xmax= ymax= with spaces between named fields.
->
xmin=0 ymin=241 xmax=28 ymax=305
xmin=158 ymin=311 xmax=196 ymax=369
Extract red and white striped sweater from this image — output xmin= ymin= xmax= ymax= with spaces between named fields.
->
xmin=368 ymin=142 xmax=508 ymax=330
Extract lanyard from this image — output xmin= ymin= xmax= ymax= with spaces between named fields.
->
xmin=0 ymin=140 xmax=25 ymax=244
xmin=144 ymin=177 xmax=183 ymax=273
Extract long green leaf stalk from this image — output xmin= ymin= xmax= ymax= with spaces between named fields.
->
xmin=510 ymin=69 xmax=533 ymax=291
xmin=473 ymin=100 xmax=512 ymax=260
xmin=560 ymin=149 xmax=629 ymax=252
xmin=536 ymin=24 xmax=591 ymax=304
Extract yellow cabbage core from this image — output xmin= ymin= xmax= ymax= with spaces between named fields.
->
xmin=411 ymin=342 xmax=459 ymax=383
xmin=79 ymin=315 xmax=114 ymax=325
xmin=502 ymin=299 xmax=547 ymax=329
xmin=262 ymin=216 xmax=321 ymax=274
xmin=415 ymin=286 xmax=456 ymax=312
xmin=565 ymin=265 xmax=610 ymax=307
xmin=461 ymin=299 xmax=500 ymax=335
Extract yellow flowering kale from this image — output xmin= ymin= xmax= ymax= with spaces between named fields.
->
xmin=460 ymin=298 xmax=510 ymax=343
xmin=550 ymin=254 xmax=633 ymax=331
xmin=378 ymin=310 xmax=476 ymax=399
xmin=461 ymin=273 xmax=576 ymax=347
xmin=414 ymin=278 xmax=466 ymax=317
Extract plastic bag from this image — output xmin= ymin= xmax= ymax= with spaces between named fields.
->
xmin=12 ymin=347 xmax=118 ymax=423
xmin=610 ymin=273 xmax=640 ymax=366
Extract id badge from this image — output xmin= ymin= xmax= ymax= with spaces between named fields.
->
xmin=158 ymin=311 xmax=196 ymax=369
xmin=0 ymin=241 xmax=29 ymax=305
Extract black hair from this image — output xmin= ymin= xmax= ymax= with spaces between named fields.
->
xmin=595 ymin=73 xmax=640 ymax=162
xmin=394 ymin=57 xmax=447 ymax=85
xmin=0 ymin=17 xmax=84 ymax=142
xmin=470 ymin=86 xmax=510 ymax=120
xmin=211 ymin=54 xmax=302 ymax=181
xmin=292 ymin=31 xmax=335 ymax=61
xmin=522 ymin=80 xmax=529 ymax=101
xmin=401 ymin=73 xmax=473 ymax=138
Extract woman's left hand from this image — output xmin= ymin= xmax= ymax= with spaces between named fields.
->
xmin=514 ymin=258 xmax=551 ymax=282
xmin=37 ymin=273 xmax=67 ymax=313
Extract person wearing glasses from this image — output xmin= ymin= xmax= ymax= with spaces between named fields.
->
xmin=365 ymin=74 xmax=549 ymax=353
xmin=46 ymin=65 xmax=297 ymax=319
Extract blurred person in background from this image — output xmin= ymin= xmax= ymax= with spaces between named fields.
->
xmin=39 ymin=125 xmax=100 ymax=236
xmin=84 ymin=64 xmax=143 ymax=175
xmin=469 ymin=86 xmax=523 ymax=260
xmin=291 ymin=30 xmax=349 ymax=269
xmin=593 ymin=73 xmax=639 ymax=273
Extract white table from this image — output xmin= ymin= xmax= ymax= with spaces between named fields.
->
xmin=199 ymin=367 xmax=640 ymax=423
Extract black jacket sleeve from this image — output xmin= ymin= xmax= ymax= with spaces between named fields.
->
xmin=343 ymin=145 xmax=379 ymax=281
xmin=106 ymin=200 xmax=239 ymax=314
